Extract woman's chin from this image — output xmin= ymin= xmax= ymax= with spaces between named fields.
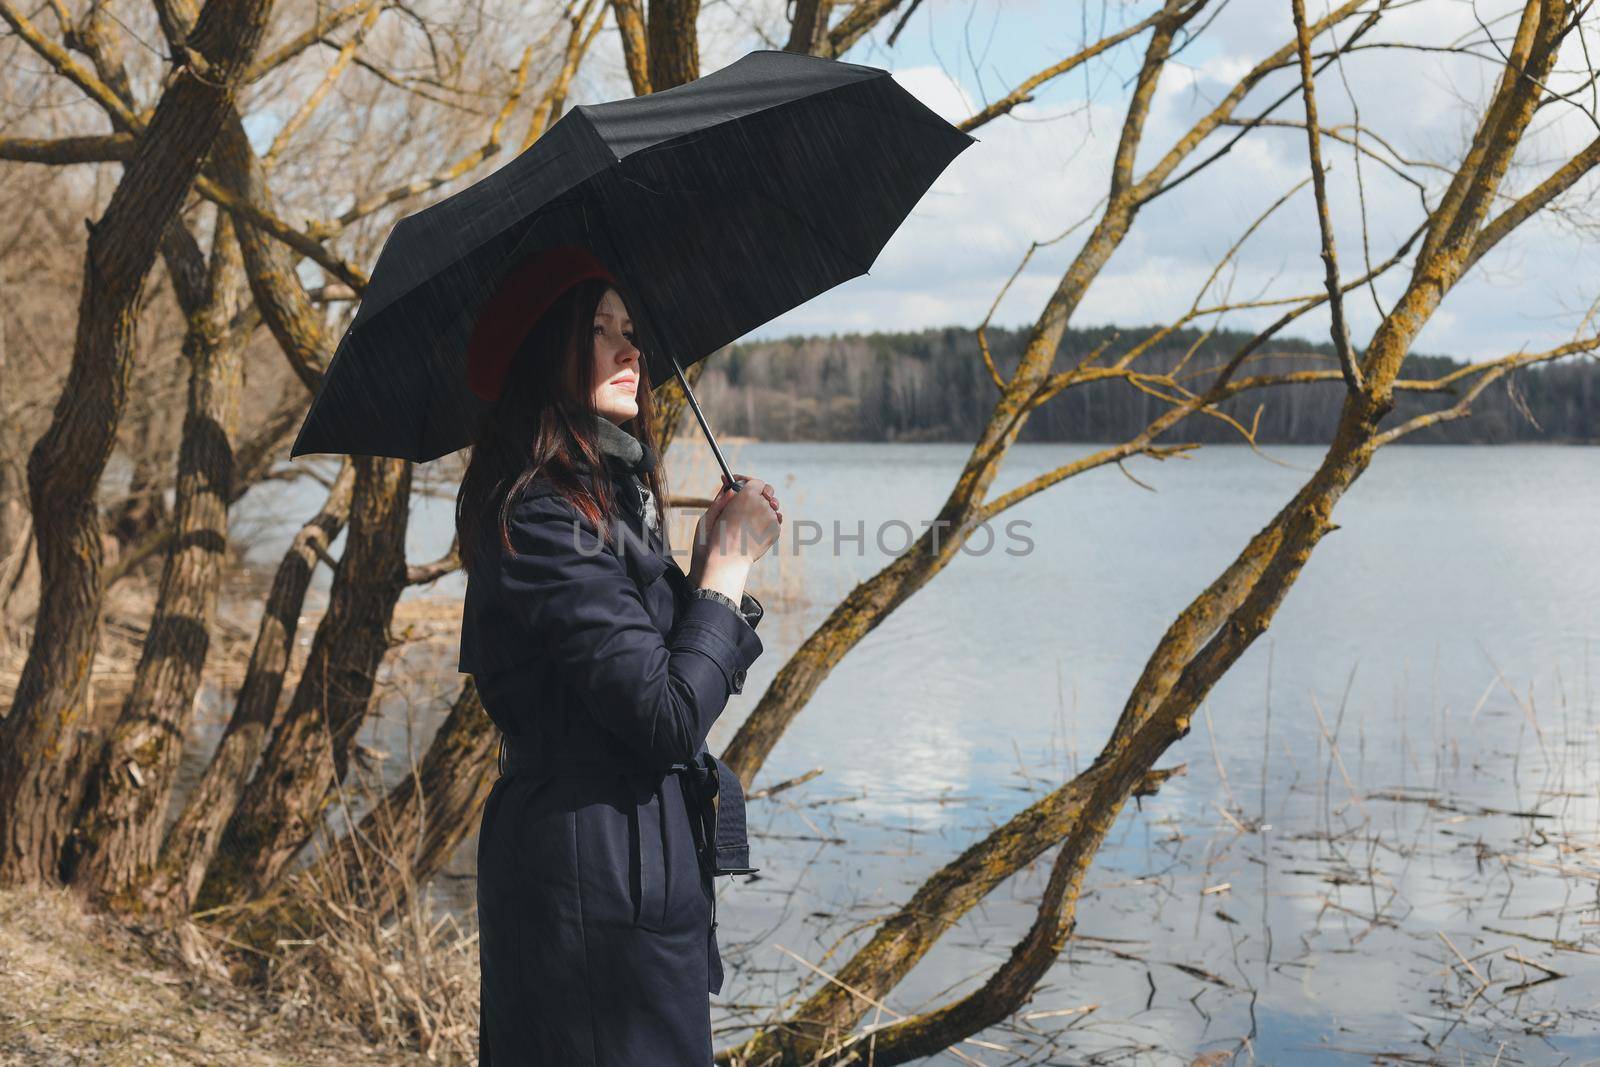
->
xmin=599 ymin=397 xmax=639 ymax=423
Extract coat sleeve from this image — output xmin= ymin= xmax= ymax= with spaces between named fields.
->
xmin=498 ymin=492 xmax=763 ymax=768
xmin=739 ymin=591 xmax=763 ymax=631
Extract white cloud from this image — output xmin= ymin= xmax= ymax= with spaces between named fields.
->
xmin=888 ymin=65 xmax=976 ymax=126
xmin=738 ymin=0 xmax=1600 ymax=361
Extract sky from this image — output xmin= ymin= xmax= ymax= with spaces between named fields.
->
xmin=558 ymin=0 xmax=1600 ymax=364
xmin=246 ymin=0 xmax=1600 ymax=364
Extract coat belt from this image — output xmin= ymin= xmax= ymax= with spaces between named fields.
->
xmin=496 ymin=734 xmax=758 ymax=881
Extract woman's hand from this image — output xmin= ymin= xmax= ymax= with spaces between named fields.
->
xmin=689 ymin=474 xmax=781 ymax=586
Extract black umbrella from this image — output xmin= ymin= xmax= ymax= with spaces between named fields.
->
xmin=289 ymin=47 xmax=975 ymax=487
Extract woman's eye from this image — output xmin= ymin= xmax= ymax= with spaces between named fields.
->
xmin=593 ymin=323 xmax=637 ymax=345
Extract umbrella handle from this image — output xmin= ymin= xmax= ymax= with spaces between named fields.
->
xmin=669 ymin=350 xmax=744 ymax=493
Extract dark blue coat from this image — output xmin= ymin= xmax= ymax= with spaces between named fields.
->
xmin=460 ymin=461 xmax=765 ymax=1066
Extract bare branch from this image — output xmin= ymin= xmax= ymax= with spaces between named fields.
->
xmin=1291 ymin=0 xmax=1363 ymax=392
xmin=263 ymin=0 xmax=386 ymax=165
xmin=0 ymin=0 xmax=140 ymax=130
xmin=245 ymin=0 xmax=372 ymax=82
xmin=826 ymin=0 xmax=901 ymax=57
xmin=0 ymin=132 xmax=135 ymax=164
xmin=958 ymin=5 xmax=1179 ymax=133
xmin=406 ymin=538 xmax=461 ymax=585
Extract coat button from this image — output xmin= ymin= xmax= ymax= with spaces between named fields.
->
xmin=731 ymin=668 xmax=746 ymax=693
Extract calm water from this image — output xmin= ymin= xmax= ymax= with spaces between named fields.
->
xmin=216 ymin=442 xmax=1600 ymax=1064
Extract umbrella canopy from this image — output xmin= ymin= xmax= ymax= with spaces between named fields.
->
xmin=289 ymin=48 xmax=975 ymax=463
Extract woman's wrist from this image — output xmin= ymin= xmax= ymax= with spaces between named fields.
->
xmin=697 ymin=557 xmax=750 ymax=602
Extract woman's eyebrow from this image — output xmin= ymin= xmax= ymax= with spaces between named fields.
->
xmin=594 ymin=310 xmax=634 ymax=327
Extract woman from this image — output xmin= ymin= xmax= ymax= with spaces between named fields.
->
xmin=455 ymin=244 xmax=782 ymax=1065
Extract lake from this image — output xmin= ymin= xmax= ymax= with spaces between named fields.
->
xmin=215 ymin=442 xmax=1599 ymax=1064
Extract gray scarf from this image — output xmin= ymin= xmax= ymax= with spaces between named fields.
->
xmin=593 ymin=415 xmax=653 ymax=474
xmin=592 ymin=415 xmax=659 ymax=535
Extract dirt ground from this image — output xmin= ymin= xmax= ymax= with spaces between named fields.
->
xmin=0 ymin=885 xmax=427 ymax=1067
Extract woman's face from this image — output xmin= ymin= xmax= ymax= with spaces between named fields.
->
xmin=590 ymin=287 xmax=641 ymax=425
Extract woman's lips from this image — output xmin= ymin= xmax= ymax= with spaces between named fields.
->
xmin=612 ymin=378 xmax=637 ymax=392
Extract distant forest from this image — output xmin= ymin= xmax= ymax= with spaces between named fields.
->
xmin=699 ymin=325 xmax=1598 ymax=444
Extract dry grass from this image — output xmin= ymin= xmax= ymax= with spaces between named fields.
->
xmin=0 ymin=884 xmax=400 ymax=1066
xmin=194 ymin=721 xmax=484 ymax=1066
xmin=251 ymin=866 xmax=481 ymax=1065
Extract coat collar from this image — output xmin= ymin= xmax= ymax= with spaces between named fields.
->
xmin=584 ymin=463 xmax=687 ymax=592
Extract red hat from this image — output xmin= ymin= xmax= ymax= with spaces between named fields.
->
xmin=466 ymin=244 xmax=617 ymax=402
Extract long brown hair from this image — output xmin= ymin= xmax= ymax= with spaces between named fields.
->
xmin=455 ymin=276 xmax=667 ymax=577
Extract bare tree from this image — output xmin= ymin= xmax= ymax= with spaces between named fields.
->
xmin=67 ymin=206 xmax=252 ymax=904
xmin=196 ymin=452 xmax=413 ymax=905
xmin=0 ymin=0 xmax=603 ymax=917
xmin=145 ymin=459 xmax=357 ymax=917
xmin=0 ymin=0 xmax=276 ymax=887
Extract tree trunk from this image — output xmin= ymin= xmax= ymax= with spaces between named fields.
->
xmin=784 ymin=0 xmax=834 ymax=54
xmin=609 ymin=0 xmax=651 ymax=95
xmin=141 ymin=459 xmax=356 ymax=918
xmin=0 ymin=0 xmax=277 ymax=888
xmin=195 ymin=455 xmax=412 ymax=908
xmin=646 ymin=0 xmax=699 ymax=92
xmin=68 ymin=211 xmax=251 ymax=908
xmin=0 ymin=312 xmax=32 ymax=650
xmin=211 ymin=109 xmax=329 ymax=391
xmin=294 ymin=678 xmax=498 ymax=924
